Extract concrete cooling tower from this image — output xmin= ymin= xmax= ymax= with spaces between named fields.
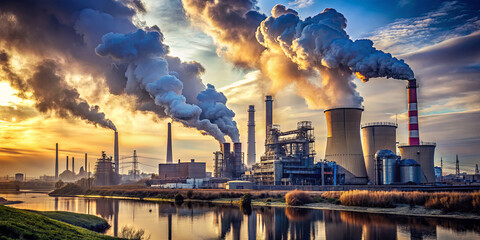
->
xmin=361 ymin=122 xmax=397 ymax=184
xmin=324 ymin=107 xmax=367 ymax=183
xmin=398 ymin=143 xmax=436 ymax=183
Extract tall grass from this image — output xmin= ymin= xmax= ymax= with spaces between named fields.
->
xmin=285 ymin=190 xmax=313 ymax=206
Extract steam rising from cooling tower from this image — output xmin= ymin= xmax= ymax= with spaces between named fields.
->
xmin=182 ymin=1 xmax=415 ymax=108
xmin=96 ymin=29 xmax=238 ymax=143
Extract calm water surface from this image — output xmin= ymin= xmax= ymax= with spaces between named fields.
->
xmin=2 ymin=192 xmax=480 ymax=240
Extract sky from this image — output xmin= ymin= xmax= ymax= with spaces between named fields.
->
xmin=0 ymin=0 xmax=479 ymax=178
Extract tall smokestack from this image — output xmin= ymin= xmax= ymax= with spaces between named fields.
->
xmin=114 ymin=131 xmax=119 ymax=174
xmin=247 ymin=105 xmax=256 ymax=167
xmin=166 ymin=122 xmax=173 ymax=163
xmin=324 ymin=107 xmax=367 ymax=183
xmin=407 ymin=79 xmax=420 ymax=145
xmin=72 ymin=157 xmax=75 ymax=174
xmin=84 ymin=153 xmax=87 ymax=174
xmin=233 ymin=142 xmax=242 ymax=178
xmin=55 ymin=143 xmax=58 ymax=180
xmin=66 ymin=156 xmax=69 ymax=171
xmin=265 ymin=96 xmax=273 ymax=141
xmin=223 ymin=142 xmax=231 ymax=178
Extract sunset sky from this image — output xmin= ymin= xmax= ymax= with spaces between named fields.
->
xmin=0 ymin=0 xmax=479 ymax=178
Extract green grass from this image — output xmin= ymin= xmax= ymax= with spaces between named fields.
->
xmin=0 ymin=205 xmax=118 ymax=240
xmin=34 ymin=211 xmax=110 ymax=232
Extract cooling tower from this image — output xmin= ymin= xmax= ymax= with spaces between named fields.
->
xmin=55 ymin=143 xmax=58 ymax=180
xmin=247 ymin=105 xmax=256 ymax=167
xmin=324 ymin=107 xmax=367 ymax=182
xmin=361 ymin=122 xmax=397 ymax=183
xmin=166 ymin=122 xmax=173 ymax=163
xmin=398 ymin=143 xmax=436 ymax=183
xmin=265 ymin=96 xmax=273 ymax=139
xmin=114 ymin=131 xmax=119 ymax=174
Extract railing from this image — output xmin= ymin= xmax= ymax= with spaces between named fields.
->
xmin=361 ymin=122 xmax=398 ymax=128
xmin=398 ymin=141 xmax=436 ymax=147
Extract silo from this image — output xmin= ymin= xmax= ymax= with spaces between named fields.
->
xmin=362 ymin=122 xmax=397 ymax=183
xmin=398 ymin=143 xmax=436 ymax=183
xmin=324 ymin=107 xmax=367 ymax=182
xmin=399 ymin=159 xmax=422 ymax=184
xmin=382 ymin=156 xmax=398 ymax=185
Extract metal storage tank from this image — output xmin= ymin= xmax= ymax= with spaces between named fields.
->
xmin=398 ymin=143 xmax=436 ymax=183
xmin=399 ymin=159 xmax=422 ymax=184
xmin=362 ymin=122 xmax=397 ymax=184
xmin=376 ymin=150 xmax=398 ymax=184
xmin=324 ymin=107 xmax=367 ymax=182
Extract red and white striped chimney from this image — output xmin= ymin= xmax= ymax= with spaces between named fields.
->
xmin=407 ymin=79 xmax=420 ymax=145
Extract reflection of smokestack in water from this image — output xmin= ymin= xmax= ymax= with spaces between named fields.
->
xmin=55 ymin=143 xmax=58 ymax=180
xmin=324 ymin=107 xmax=367 ymax=182
xmin=265 ymin=96 xmax=273 ymax=140
xmin=72 ymin=157 xmax=75 ymax=174
xmin=166 ymin=122 xmax=173 ymax=163
xmin=114 ymin=131 xmax=119 ymax=174
xmin=247 ymin=105 xmax=256 ymax=167
xmin=66 ymin=156 xmax=69 ymax=171
xmin=407 ymin=79 xmax=420 ymax=145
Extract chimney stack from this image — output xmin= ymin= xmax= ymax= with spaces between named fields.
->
xmin=72 ymin=157 xmax=75 ymax=174
xmin=265 ymin=96 xmax=273 ymax=141
xmin=114 ymin=131 xmax=119 ymax=174
xmin=407 ymin=79 xmax=420 ymax=145
xmin=84 ymin=153 xmax=87 ymax=174
xmin=66 ymin=156 xmax=69 ymax=171
xmin=166 ymin=122 xmax=173 ymax=163
xmin=247 ymin=105 xmax=256 ymax=167
xmin=55 ymin=143 xmax=58 ymax=180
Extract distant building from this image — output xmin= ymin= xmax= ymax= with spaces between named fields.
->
xmin=226 ymin=181 xmax=254 ymax=190
xmin=15 ymin=173 xmax=24 ymax=182
xmin=158 ymin=159 xmax=206 ymax=179
xmin=94 ymin=151 xmax=120 ymax=186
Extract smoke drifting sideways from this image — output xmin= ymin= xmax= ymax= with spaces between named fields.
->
xmin=182 ymin=1 xmax=415 ymax=108
xmin=96 ymin=29 xmax=239 ymax=143
xmin=0 ymin=52 xmax=116 ymax=131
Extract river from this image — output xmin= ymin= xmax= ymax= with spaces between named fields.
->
xmin=2 ymin=192 xmax=480 ymax=240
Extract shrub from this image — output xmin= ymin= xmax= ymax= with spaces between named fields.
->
xmin=174 ymin=194 xmax=184 ymax=204
xmin=239 ymin=194 xmax=252 ymax=207
xmin=187 ymin=190 xmax=194 ymax=199
xmin=285 ymin=190 xmax=313 ymax=206
xmin=120 ymin=226 xmax=150 ymax=240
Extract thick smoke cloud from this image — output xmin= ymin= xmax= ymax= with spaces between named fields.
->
xmin=182 ymin=1 xmax=415 ymax=108
xmin=0 ymin=0 xmax=239 ymax=141
xmin=0 ymin=52 xmax=116 ymax=130
xmin=96 ymin=29 xmax=238 ymax=142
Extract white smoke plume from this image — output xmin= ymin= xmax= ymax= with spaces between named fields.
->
xmin=182 ymin=1 xmax=415 ymax=108
xmin=96 ymin=29 xmax=238 ymax=142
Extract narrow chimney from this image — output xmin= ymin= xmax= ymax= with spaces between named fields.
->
xmin=84 ymin=153 xmax=87 ymax=174
xmin=72 ymin=157 xmax=75 ymax=174
xmin=166 ymin=122 xmax=173 ymax=163
xmin=265 ymin=96 xmax=273 ymax=141
xmin=407 ymin=79 xmax=420 ymax=145
xmin=66 ymin=156 xmax=69 ymax=171
xmin=55 ymin=143 xmax=59 ymax=180
xmin=247 ymin=105 xmax=256 ymax=167
xmin=114 ymin=131 xmax=119 ymax=174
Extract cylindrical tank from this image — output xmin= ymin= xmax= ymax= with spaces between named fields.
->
xmin=399 ymin=159 xmax=422 ymax=184
xmin=324 ymin=107 xmax=367 ymax=181
xmin=398 ymin=143 xmax=436 ymax=183
xmin=376 ymin=149 xmax=398 ymax=184
xmin=362 ymin=122 xmax=397 ymax=184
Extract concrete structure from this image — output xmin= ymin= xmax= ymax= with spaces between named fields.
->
xmin=114 ymin=131 xmax=119 ymax=174
xmin=213 ymin=143 xmax=244 ymax=179
xmin=15 ymin=173 xmax=24 ymax=182
xmin=94 ymin=151 xmax=119 ymax=186
xmin=84 ymin=153 xmax=87 ymax=175
xmin=407 ymin=79 xmax=420 ymax=145
xmin=324 ymin=107 xmax=367 ymax=184
xmin=265 ymin=96 xmax=273 ymax=140
xmin=158 ymin=159 xmax=206 ymax=179
xmin=399 ymin=143 xmax=436 ymax=183
xmin=247 ymin=105 xmax=256 ymax=167
xmin=166 ymin=122 xmax=173 ymax=163
xmin=226 ymin=181 xmax=254 ymax=189
xmin=66 ymin=156 xmax=69 ymax=171
xmin=400 ymin=159 xmax=422 ymax=184
xmin=72 ymin=157 xmax=75 ymax=174
xmin=362 ymin=122 xmax=397 ymax=183
xmin=55 ymin=143 xmax=59 ymax=180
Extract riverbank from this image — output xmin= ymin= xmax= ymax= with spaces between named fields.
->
xmin=0 ymin=197 xmax=22 ymax=205
xmin=0 ymin=205 xmax=116 ymax=240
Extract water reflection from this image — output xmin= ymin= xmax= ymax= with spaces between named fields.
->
xmin=2 ymin=192 xmax=480 ymax=240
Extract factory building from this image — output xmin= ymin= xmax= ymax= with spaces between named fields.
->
xmin=361 ymin=122 xmax=397 ymax=184
xmin=213 ymin=142 xmax=244 ymax=179
xmin=94 ymin=151 xmax=120 ymax=186
xmin=158 ymin=159 xmax=206 ymax=179
xmin=324 ymin=107 xmax=368 ymax=184
xmin=252 ymin=96 xmax=325 ymax=185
